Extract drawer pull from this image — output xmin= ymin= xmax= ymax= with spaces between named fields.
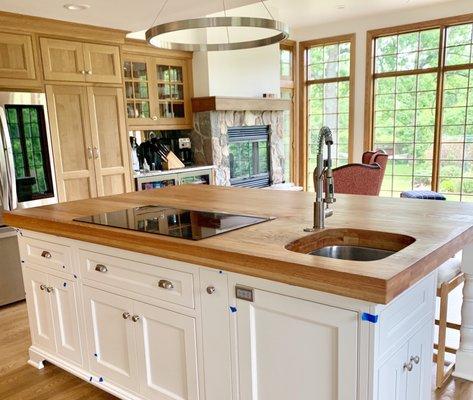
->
xmin=122 ymin=312 xmax=130 ymax=320
xmin=41 ymin=251 xmax=52 ymax=259
xmin=132 ymin=315 xmax=140 ymax=322
xmin=206 ymin=286 xmax=216 ymax=294
xmin=403 ymin=361 xmax=413 ymax=372
xmin=95 ymin=264 xmax=108 ymax=273
xmin=158 ymin=279 xmax=174 ymax=290
xmin=46 ymin=286 xmax=54 ymax=293
xmin=40 ymin=284 xmax=47 ymax=291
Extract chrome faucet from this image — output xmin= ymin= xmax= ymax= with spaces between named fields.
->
xmin=305 ymin=126 xmax=336 ymax=231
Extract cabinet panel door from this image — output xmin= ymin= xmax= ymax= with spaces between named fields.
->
xmin=134 ymin=301 xmax=199 ymax=400
xmin=23 ymin=268 xmax=56 ymax=353
xmin=40 ymin=38 xmax=85 ymax=82
xmin=84 ymin=43 xmax=122 ymax=84
xmin=46 ymin=85 xmax=97 ymax=202
xmin=377 ymin=344 xmax=409 ymax=400
xmin=236 ymin=289 xmax=358 ymax=400
xmin=82 ymin=286 xmax=138 ymax=391
xmin=406 ymin=323 xmax=433 ymax=400
xmin=87 ymin=86 xmax=131 ymax=196
xmin=0 ymin=32 xmax=36 ymax=79
xmin=49 ymin=275 xmax=83 ymax=366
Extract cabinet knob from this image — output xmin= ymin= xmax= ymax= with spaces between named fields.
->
xmin=41 ymin=250 xmax=52 ymax=259
xmin=92 ymin=147 xmax=100 ymax=159
xmin=158 ymin=279 xmax=174 ymax=290
xmin=87 ymin=146 xmax=93 ymax=159
xmin=403 ymin=361 xmax=413 ymax=372
xmin=80 ymin=70 xmax=86 ymax=75
xmin=206 ymin=286 xmax=216 ymax=294
xmin=95 ymin=264 xmax=108 ymax=273
xmin=152 ymin=116 xmax=158 ymax=120
xmin=46 ymin=286 xmax=54 ymax=293
xmin=122 ymin=312 xmax=130 ymax=320
xmin=410 ymin=355 xmax=420 ymax=365
xmin=131 ymin=315 xmax=140 ymax=322
xmin=40 ymin=284 xmax=47 ymax=291
xmin=86 ymin=70 xmax=92 ymax=75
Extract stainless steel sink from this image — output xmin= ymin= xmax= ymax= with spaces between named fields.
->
xmin=309 ymin=245 xmax=395 ymax=261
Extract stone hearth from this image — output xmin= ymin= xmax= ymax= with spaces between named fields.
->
xmin=190 ymin=110 xmax=285 ymax=186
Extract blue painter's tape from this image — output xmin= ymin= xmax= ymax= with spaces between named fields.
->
xmin=361 ymin=312 xmax=379 ymax=324
xmin=230 ymin=306 xmax=237 ymax=313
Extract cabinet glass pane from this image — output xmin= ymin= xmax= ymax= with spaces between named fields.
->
xmin=132 ymin=62 xmax=148 ymax=80
xmin=159 ymin=102 xmax=172 ymax=118
xmin=123 ymin=61 xmax=132 ymax=79
xmin=173 ymin=103 xmax=184 ymax=118
xmin=158 ymin=84 xmax=171 ymax=100
xmin=134 ymin=82 xmax=149 ymax=99
xmin=170 ymin=66 xmax=183 ymax=82
xmin=125 ymin=82 xmax=134 ymax=99
xmin=157 ymin=65 xmax=170 ymax=81
xmin=172 ymin=84 xmax=184 ymax=100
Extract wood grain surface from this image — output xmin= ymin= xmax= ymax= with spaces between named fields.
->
xmin=4 ymin=185 xmax=473 ymax=304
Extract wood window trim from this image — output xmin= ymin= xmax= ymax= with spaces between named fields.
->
xmin=298 ymin=33 xmax=356 ymax=190
xmin=364 ymin=13 xmax=473 ymax=194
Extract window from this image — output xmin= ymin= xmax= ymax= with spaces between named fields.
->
xmin=367 ymin=17 xmax=473 ymax=201
xmin=301 ymin=34 xmax=355 ymax=191
xmin=280 ymin=41 xmax=296 ymax=183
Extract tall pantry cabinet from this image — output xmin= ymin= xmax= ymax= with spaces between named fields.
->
xmin=41 ymin=39 xmax=131 ymax=202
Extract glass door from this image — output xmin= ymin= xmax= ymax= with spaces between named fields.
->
xmin=5 ymin=105 xmax=54 ymax=203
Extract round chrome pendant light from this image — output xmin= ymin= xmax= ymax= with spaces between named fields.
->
xmin=145 ymin=0 xmax=289 ymax=51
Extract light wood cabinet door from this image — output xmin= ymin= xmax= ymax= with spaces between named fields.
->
xmin=0 ymin=32 xmax=36 ymax=80
xmin=84 ymin=43 xmax=122 ymax=84
xmin=82 ymin=286 xmax=139 ymax=392
xmin=235 ymin=289 xmax=358 ymax=400
xmin=46 ymin=85 xmax=98 ymax=202
xmin=23 ymin=268 xmax=56 ymax=354
xmin=40 ymin=38 xmax=85 ymax=82
xmin=49 ymin=275 xmax=83 ymax=367
xmin=87 ymin=86 xmax=132 ymax=196
xmin=134 ymin=301 xmax=199 ymax=400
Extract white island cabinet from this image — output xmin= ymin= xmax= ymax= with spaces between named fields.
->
xmin=18 ymin=230 xmax=437 ymax=400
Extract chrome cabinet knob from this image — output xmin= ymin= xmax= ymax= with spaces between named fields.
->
xmin=131 ymin=315 xmax=140 ymax=322
xmin=152 ymin=116 xmax=158 ymax=120
xmin=46 ymin=286 xmax=54 ymax=293
xmin=206 ymin=286 xmax=216 ymax=294
xmin=40 ymin=284 xmax=47 ymax=291
xmin=410 ymin=355 xmax=420 ymax=365
xmin=41 ymin=251 xmax=52 ymax=259
xmin=86 ymin=70 xmax=92 ymax=75
xmin=158 ymin=279 xmax=174 ymax=290
xmin=95 ymin=264 xmax=108 ymax=273
xmin=403 ymin=361 xmax=413 ymax=372
xmin=80 ymin=70 xmax=86 ymax=75
xmin=122 ymin=312 xmax=130 ymax=320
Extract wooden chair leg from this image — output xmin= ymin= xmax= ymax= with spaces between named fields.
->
xmin=436 ymin=283 xmax=449 ymax=389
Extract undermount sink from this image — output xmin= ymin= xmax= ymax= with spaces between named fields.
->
xmin=286 ymin=228 xmax=415 ymax=262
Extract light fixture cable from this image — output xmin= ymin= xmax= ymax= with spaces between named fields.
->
xmin=222 ymin=0 xmax=230 ymax=44
xmin=149 ymin=0 xmax=170 ymax=29
xmin=259 ymin=0 xmax=275 ymax=20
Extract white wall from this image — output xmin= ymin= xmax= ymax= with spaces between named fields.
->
xmin=292 ymin=0 xmax=473 ymax=161
xmin=192 ymin=3 xmax=281 ymax=98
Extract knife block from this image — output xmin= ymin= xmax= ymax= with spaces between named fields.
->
xmin=162 ymin=151 xmax=185 ymax=170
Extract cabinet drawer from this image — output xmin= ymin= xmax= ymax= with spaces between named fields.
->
xmin=79 ymin=250 xmax=195 ymax=308
xmin=378 ymin=274 xmax=435 ymax=357
xmin=20 ymin=236 xmax=72 ymax=273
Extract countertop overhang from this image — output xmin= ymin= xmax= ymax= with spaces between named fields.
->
xmin=5 ymin=185 xmax=473 ymax=304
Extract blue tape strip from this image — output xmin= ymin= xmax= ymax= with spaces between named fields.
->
xmin=230 ymin=306 xmax=237 ymax=313
xmin=361 ymin=312 xmax=379 ymax=324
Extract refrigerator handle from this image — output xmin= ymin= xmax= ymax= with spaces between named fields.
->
xmin=0 ymin=107 xmax=17 ymax=211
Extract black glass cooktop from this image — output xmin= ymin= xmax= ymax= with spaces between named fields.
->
xmin=73 ymin=205 xmax=273 ymax=241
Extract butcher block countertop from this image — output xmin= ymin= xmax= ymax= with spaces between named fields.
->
xmin=5 ymin=185 xmax=473 ymax=304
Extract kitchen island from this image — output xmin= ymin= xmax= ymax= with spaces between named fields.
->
xmin=4 ymin=185 xmax=473 ymax=400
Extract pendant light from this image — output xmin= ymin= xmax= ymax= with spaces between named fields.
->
xmin=145 ymin=0 xmax=289 ymax=51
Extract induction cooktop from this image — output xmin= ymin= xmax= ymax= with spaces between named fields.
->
xmin=73 ymin=205 xmax=273 ymax=241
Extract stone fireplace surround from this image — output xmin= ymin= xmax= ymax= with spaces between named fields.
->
xmin=190 ymin=97 xmax=291 ymax=186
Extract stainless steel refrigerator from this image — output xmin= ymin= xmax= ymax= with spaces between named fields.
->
xmin=0 ymin=92 xmax=57 ymax=306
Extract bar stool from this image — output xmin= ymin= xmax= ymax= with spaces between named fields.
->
xmin=434 ymin=252 xmax=464 ymax=388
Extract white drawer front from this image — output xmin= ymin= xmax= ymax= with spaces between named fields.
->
xmin=378 ymin=274 xmax=435 ymax=358
xmin=20 ymin=236 xmax=72 ymax=273
xmin=79 ymin=250 xmax=195 ymax=308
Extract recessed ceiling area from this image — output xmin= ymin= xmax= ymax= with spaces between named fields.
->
xmin=0 ymin=0 xmax=463 ymax=34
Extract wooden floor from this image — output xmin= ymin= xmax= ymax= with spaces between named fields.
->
xmin=0 ymin=301 xmax=472 ymax=400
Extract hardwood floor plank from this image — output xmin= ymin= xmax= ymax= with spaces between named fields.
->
xmin=0 ymin=300 xmax=471 ymax=399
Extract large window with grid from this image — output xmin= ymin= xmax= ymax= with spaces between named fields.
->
xmin=301 ymin=34 xmax=354 ymax=191
xmin=368 ymin=17 xmax=473 ymax=201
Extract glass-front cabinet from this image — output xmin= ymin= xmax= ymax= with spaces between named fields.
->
xmin=123 ymin=53 xmax=192 ymax=129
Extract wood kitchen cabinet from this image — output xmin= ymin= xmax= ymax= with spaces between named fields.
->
xmin=40 ymin=38 xmax=121 ymax=84
xmin=0 ymin=31 xmax=37 ymax=80
xmin=46 ymin=84 xmax=132 ymax=202
xmin=123 ymin=47 xmax=193 ymax=129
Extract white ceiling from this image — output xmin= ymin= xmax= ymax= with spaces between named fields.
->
xmin=0 ymin=0 xmax=462 ymax=34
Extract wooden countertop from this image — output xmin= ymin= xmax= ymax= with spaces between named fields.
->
xmin=5 ymin=185 xmax=473 ymax=304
